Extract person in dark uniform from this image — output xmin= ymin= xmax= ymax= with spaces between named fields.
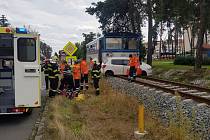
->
xmin=48 ymin=59 xmax=60 ymax=97
xmin=42 ymin=59 xmax=50 ymax=90
xmin=59 ymin=61 xmax=74 ymax=98
xmin=91 ymin=61 xmax=101 ymax=96
xmin=128 ymin=54 xmax=136 ymax=82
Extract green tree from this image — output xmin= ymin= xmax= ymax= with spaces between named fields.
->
xmin=86 ymin=0 xmax=144 ymax=33
xmin=74 ymin=42 xmax=84 ymax=59
xmin=74 ymin=32 xmax=96 ymax=59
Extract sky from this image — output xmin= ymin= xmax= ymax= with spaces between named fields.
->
xmin=0 ymin=0 xmax=148 ymax=53
xmin=0 ymin=0 xmax=102 ymax=53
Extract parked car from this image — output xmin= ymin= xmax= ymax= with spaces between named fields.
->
xmin=101 ymin=57 xmax=152 ymax=77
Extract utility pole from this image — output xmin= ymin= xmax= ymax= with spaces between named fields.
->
xmin=0 ymin=15 xmax=9 ymax=27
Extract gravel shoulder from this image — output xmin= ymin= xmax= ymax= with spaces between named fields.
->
xmin=108 ymin=77 xmax=210 ymax=140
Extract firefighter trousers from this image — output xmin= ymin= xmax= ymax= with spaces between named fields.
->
xmin=45 ymin=76 xmax=49 ymax=90
xmin=49 ymin=77 xmax=59 ymax=97
xmin=93 ymin=78 xmax=100 ymax=95
xmin=74 ymin=79 xmax=80 ymax=95
xmin=129 ymin=66 xmax=136 ymax=80
xmin=59 ymin=75 xmax=74 ymax=91
xmin=80 ymin=74 xmax=88 ymax=90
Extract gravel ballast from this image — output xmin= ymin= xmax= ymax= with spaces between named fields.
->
xmin=107 ymin=77 xmax=210 ymax=140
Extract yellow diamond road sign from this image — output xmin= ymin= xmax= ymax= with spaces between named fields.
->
xmin=63 ymin=41 xmax=78 ymax=56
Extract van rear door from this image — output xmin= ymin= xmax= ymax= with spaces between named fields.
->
xmin=14 ymin=34 xmax=41 ymax=107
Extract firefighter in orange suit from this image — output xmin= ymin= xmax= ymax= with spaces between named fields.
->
xmin=80 ymin=58 xmax=89 ymax=90
xmin=73 ymin=60 xmax=81 ymax=96
xmin=59 ymin=60 xmax=66 ymax=75
xmin=128 ymin=54 xmax=136 ymax=81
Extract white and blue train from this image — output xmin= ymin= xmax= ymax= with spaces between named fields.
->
xmin=86 ymin=32 xmax=141 ymax=63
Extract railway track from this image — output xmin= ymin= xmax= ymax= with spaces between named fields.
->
xmin=116 ymin=76 xmax=210 ymax=105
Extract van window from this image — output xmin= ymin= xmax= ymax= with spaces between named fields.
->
xmin=111 ymin=59 xmax=123 ymax=65
xmin=111 ymin=59 xmax=129 ymax=66
xmin=17 ymin=38 xmax=36 ymax=62
xmin=123 ymin=60 xmax=129 ymax=65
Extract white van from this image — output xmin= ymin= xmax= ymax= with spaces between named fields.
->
xmin=0 ymin=27 xmax=41 ymax=115
xmin=101 ymin=57 xmax=152 ymax=76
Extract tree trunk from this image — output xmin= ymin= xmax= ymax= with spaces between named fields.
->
xmin=147 ymin=0 xmax=153 ymax=66
xmin=175 ymin=24 xmax=178 ymax=58
xmin=159 ymin=22 xmax=163 ymax=59
xmin=186 ymin=28 xmax=193 ymax=56
xmin=205 ymin=31 xmax=208 ymax=43
xmin=195 ymin=0 xmax=206 ymax=71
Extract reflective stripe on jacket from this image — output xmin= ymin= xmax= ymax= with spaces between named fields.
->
xmin=91 ymin=65 xmax=101 ymax=79
xmin=48 ymin=63 xmax=60 ymax=78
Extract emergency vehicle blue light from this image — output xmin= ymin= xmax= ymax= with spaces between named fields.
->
xmin=16 ymin=28 xmax=27 ymax=34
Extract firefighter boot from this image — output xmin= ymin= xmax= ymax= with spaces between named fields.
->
xmin=86 ymin=85 xmax=89 ymax=90
xmin=96 ymin=90 xmax=100 ymax=96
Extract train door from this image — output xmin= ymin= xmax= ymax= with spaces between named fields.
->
xmin=14 ymin=34 xmax=41 ymax=107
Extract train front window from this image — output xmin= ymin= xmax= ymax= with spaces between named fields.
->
xmin=128 ymin=38 xmax=137 ymax=50
xmin=106 ymin=38 xmax=122 ymax=49
xmin=123 ymin=38 xmax=137 ymax=50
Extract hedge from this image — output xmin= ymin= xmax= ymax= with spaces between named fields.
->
xmin=174 ymin=56 xmax=210 ymax=66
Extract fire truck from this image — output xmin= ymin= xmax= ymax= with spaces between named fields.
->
xmin=0 ymin=27 xmax=41 ymax=115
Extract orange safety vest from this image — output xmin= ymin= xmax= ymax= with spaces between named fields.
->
xmin=134 ymin=56 xmax=140 ymax=68
xmin=129 ymin=57 xmax=136 ymax=67
xmin=73 ymin=64 xmax=81 ymax=80
xmin=80 ymin=60 xmax=89 ymax=74
xmin=59 ymin=63 xmax=65 ymax=74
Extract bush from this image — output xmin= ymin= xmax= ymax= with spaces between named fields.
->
xmin=174 ymin=56 xmax=195 ymax=66
xmin=174 ymin=56 xmax=210 ymax=66
xmin=202 ymin=57 xmax=210 ymax=65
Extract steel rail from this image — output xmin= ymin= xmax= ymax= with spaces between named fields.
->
xmin=144 ymin=77 xmax=210 ymax=93
xmin=116 ymin=76 xmax=210 ymax=105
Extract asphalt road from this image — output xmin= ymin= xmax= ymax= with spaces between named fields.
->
xmin=0 ymin=108 xmax=40 ymax=140
xmin=0 ymin=74 xmax=46 ymax=140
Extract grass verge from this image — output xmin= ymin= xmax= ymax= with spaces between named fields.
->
xmin=42 ymin=78 xmax=201 ymax=140
xmin=152 ymin=60 xmax=210 ymax=87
